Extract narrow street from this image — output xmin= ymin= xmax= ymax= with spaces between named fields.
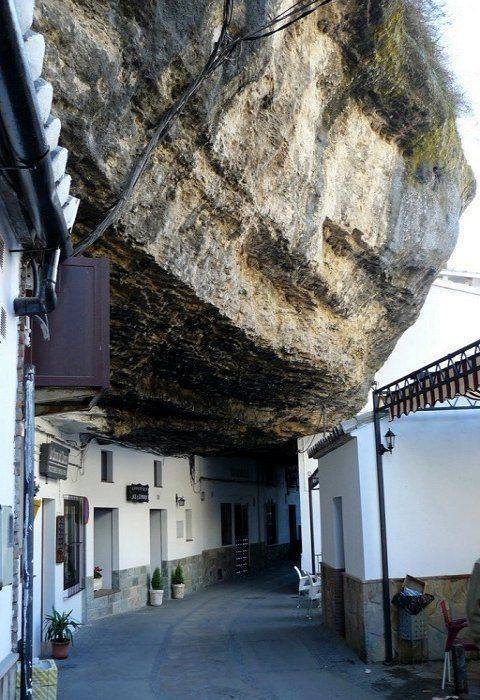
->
xmin=56 ymin=566 xmax=460 ymax=700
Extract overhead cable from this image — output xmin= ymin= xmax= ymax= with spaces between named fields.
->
xmin=73 ymin=0 xmax=335 ymax=256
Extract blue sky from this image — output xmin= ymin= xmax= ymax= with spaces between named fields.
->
xmin=442 ymin=0 xmax=480 ymax=271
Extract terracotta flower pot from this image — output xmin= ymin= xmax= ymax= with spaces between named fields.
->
xmin=172 ymin=583 xmax=185 ymax=599
xmin=51 ymin=640 xmax=71 ymax=659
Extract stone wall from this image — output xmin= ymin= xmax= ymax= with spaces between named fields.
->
xmin=343 ymin=575 xmax=386 ymax=662
xmin=85 ymin=566 xmax=149 ymax=621
xmin=321 ymin=563 xmax=345 ymax=637
xmin=164 ymin=542 xmax=291 ymax=598
xmin=85 ymin=543 xmax=292 ymax=618
xmin=391 ymin=574 xmax=471 ymax=662
xmin=163 ymin=548 xmax=236 ymax=598
xmin=341 ymin=573 xmax=472 ymax=663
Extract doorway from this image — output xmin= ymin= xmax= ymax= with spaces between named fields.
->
xmin=41 ymin=499 xmax=56 ymax=655
xmin=288 ymin=504 xmax=300 ymax=562
xmin=93 ymin=508 xmax=118 ymax=590
xmin=149 ymin=509 xmax=166 ymax=574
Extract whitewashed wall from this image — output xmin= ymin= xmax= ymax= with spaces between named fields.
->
xmin=0 ymin=236 xmax=20 ymax=667
xmin=316 ymin=439 xmax=365 ymax=580
xmin=297 ymin=436 xmax=321 ymax=572
xmin=362 ymin=281 xmax=480 ymax=412
xmin=32 ymin=418 xmax=299 ymax=655
xmin=303 ymin=279 xmax=480 ymax=586
xmin=316 ymin=407 xmax=480 ymax=584
xmin=358 ymin=410 xmax=480 ymax=580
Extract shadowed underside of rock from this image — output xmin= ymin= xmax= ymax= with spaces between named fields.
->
xmin=36 ymin=0 xmax=474 ymax=454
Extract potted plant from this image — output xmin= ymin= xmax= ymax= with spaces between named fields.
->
xmin=44 ymin=608 xmax=80 ymax=659
xmin=171 ymin=564 xmax=185 ymax=599
xmin=150 ymin=567 xmax=164 ymax=606
xmin=93 ymin=566 xmax=103 ymax=591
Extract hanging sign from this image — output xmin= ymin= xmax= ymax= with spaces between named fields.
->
xmin=39 ymin=442 xmax=69 ymax=480
xmin=126 ymin=484 xmax=149 ymax=503
xmin=56 ymin=515 xmax=65 ymax=564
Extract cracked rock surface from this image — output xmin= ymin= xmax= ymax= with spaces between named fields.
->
xmin=36 ymin=0 xmax=474 ymax=454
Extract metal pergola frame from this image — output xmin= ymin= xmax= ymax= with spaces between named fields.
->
xmin=373 ymin=338 xmax=480 ymax=662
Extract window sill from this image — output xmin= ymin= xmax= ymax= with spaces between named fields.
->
xmin=63 ymin=586 xmax=84 ymax=600
xmin=101 ymin=480 xmax=114 ymax=484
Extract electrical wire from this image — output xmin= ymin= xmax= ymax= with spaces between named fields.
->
xmin=73 ymin=0 xmax=335 ymax=256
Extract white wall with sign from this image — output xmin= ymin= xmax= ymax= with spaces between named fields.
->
xmin=0 ymin=238 xmax=20 ymax=671
xmin=32 ymin=417 xmax=300 ymax=656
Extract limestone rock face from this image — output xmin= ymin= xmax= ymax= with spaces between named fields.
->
xmin=36 ymin=0 xmax=474 ymax=454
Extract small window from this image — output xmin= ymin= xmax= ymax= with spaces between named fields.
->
xmin=101 ymin=450 xmax=113 ymax=483
xmin=64 ymin=496 xmax=85 ymax=597
xmin=221 ymin=503 xmax=232 ymax=546
xmin=265 ymin=501 xmax=277 ymax=545
xmin=185 ymin=509 xmax=193 ymax=541
xmin=154 ymin=459 xmax=163 ymax=487
xmin=176 ymin=520 xmax=184 ymax=539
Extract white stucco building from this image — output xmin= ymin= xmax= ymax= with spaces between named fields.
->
xmin=0 ymin=203 xmax=22 ymax=700
xmin=298 ymin=273 xmax=480 ymax=662
xmin=0 ymin=0 xmax=80 ymax=694
xmin=32 ymin=416 xmax=300 ymax=658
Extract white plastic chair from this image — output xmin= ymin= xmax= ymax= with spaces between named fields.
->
xmin=294 ymin=566 xmax=309 ymax=607
xmin=305 ymin=573 xmax=321 ymax=619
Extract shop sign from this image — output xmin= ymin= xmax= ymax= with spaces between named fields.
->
xmin=126 ymin=484 xmax=149 ymax=503
xmin=56 ymin=516 xmax=65 ymax=564
xmin=39 ymin=442 xmax=70 ymax=480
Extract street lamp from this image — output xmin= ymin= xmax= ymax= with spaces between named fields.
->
xmin=379 ymin=428 xmax=396 ymax=455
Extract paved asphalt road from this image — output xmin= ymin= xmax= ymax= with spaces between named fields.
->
xmin=56 ymin=566 xmax=463 ymax=699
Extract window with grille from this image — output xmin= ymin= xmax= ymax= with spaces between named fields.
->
xmin=265 ymin=501 xmax=277 ymax=545
xmin=101 ymin=450 xmax=113 ymax=482
xmin=63 ymin=496 xmax=85 ymax=597
xmin=220 ymin=503 xmax=232 ymax=546
xmin=154 ymin=459 xmax=163 ymax=487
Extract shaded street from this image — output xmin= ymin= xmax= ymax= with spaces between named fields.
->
xmin=56 ymin=566 xmax=464 ymax=699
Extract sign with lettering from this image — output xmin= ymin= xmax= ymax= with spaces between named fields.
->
xmin=126 ymin=484 xmax=149 ymax=503
xmin=39 ymin=442 xmax=70 ymax=480
xmin=56 ymin=515 xmax=65 ymax=564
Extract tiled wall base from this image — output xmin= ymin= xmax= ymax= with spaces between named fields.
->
xmin=164 ymin=542 xmax=291 ymax=598
xmin=85 ymin=544 xmax=292 ymax=619
xmin=85 ymin=566 xmax=149 ymax=621
xmin=331 ymin=572 xmax=472 ymax=663
xmin=321 ymin=563 xmax=346 ymax=637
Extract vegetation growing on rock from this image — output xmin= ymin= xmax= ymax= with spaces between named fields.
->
xmin=35 ymin=0 xmax=474 ymax=454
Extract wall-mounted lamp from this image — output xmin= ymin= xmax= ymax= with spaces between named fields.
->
xmin=378 ymin=428 xmax=396 ymax=455
xmin=176 ymin=494 xmax=186 ymax=507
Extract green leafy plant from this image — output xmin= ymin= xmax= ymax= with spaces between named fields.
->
xmin=171 ymin=564 xmax=185 ymax=585
xmin=44 ymin=608 xmax=80 ymax=644
xmin=151 ymin=567 xmax=164 ymax=590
